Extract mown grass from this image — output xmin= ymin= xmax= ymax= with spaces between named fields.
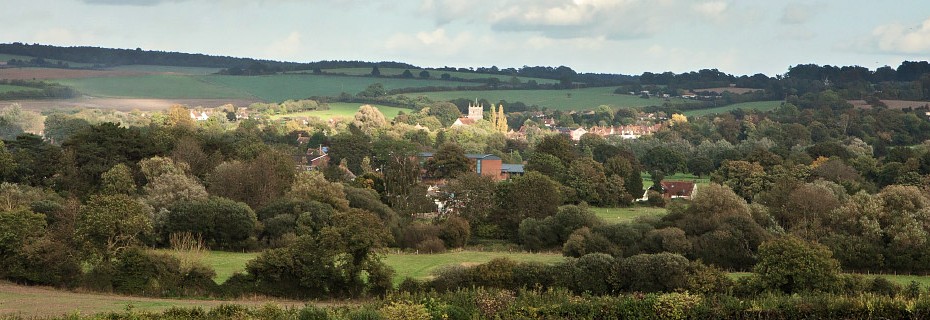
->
xmin=0 ymin=84 xmax=39 ymax=93
xmin=382 ymin=250 xmax=564 ymax=284
xmin=591 ymin=206 xmax=667 ymax=224
xmin=269 ymin=103 xmax=408 ymax=121
xmin=106 ymin=65 xmax=223 ymax=75
xmin=180 ymin=250 xmax=563 ymax=285
xmin=404 ymin=87 xmax=698 ymax=111
xmin=317 ymin=67 xmax=560 ymax=84
xmin=200 ymin=74 xmax=481 ymax=102
xmin=56 ymin=75 xmax=253 ymax=99
xmin=684 ymin=100 xmax=783 ymax=117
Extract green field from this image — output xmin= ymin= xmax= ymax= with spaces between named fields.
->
xmin=53 ymin=73 xmax=481 ymax=102
xmin=183 ymin=250 xmax=563 ymax=285
xmin=200 ymin=74 xmax=481 ymax=102
xmin=641 ymin=172 xmax=710 ymax=189
xmin=592 ymin=206 xmax=667 ymax=223
xmin=383 ymin=251 xmax=564 ymax=284
xmin=56 ymin=75 xmax=252 ymax=99
xmin=404 ymin=87 xmax=698 ymax=111
xmin=684 ymin=100 xmax=783 ymax=117
xmin=0 ymin=84 xmax=39 ymax=93
xmin=317 ymin=67 xmax=561 ymax=84
xmin=270 ymin=103 xmax=408 ymax=120
xmin=106 ymin=65 xmax=223 ymax=75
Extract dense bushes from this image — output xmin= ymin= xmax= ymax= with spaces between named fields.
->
xmin=426 ymin=254 xmax=730 ymax=295
xmin=36 ymin=288 xmax=930 ymax=320
xmin=164 ymin=197 xmax=257 ymax=250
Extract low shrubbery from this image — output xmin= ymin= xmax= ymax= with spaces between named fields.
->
xmin=14 ymin=288 xmax=930 ymax=320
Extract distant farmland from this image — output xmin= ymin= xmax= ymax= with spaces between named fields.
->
xmin=316 ymin=67 xmax=561 ymax=84
xmin=51 ymin=73 xmax=482 ymax=102
xmin=0 ymin=84 xmax=39 ymax=93
xmin=404 ymin=87 xmax=698 ymax=111
xmin=56 ymin=75 xmax=252 ymax=99
xmin=269 ymin=103 xmax=407 ymax=121
xmin=683 ymin=100 xmax=782 ymax=116
xmin=200 ymin=74 xmax=481 ymax=102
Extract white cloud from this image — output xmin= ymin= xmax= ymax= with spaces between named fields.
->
xmin=385 ymin=28 xmax=479 ymax=56
xmin=857 ymin=17 xmax=930 ymax=54
xmin=264 ymin=32 xmax=302 ymax=60
xmin=780 ymin=3 xmax=815 ymax=25
xmin=33 ymin=28 xmax=98 ymax=45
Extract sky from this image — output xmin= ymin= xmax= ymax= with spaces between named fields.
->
xmin=1 ymin=0 xmax=929 ymax=76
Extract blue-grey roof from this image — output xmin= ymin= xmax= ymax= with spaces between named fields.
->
xmin=501 ymin=164 xmax=524 ymax=173
xmin=465 ymin=153 xmax=501 ymax=160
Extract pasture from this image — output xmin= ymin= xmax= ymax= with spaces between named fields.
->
xmin=403 ymin=87 xmax=698 ymax=111
xmin=592 ymin=206 xmax=667 ymax=224
xmin=56 ymin=75 xmax=252 ymax=99
xmin=317 ymin=67 xmax=561 ymax=84
xmin=270 ymin=103 xmax=408 ymax=121
xmin=684 ymin=100 xmax=782 ymax=117
xmin=383 ymin=250 xmax=564 ymax=284
xmin=200 ymin=74 xmax=481 ymax=102
xmin=0 ymin=84 xmax=39 ymax=93
xmin=163 ymin=250 xmax=564 ymax=285
xmin=106 ymin=65 xmax=223 ymax=75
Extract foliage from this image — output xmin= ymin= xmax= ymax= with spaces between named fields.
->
xmin=751 ymin=235 xmax=841 ymax=294
xmin=77 ymin=194 xmax=152 ymax=261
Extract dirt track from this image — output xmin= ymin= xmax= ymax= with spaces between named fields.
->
xmin=0 ymin=282 xmax=314 ymax=318
xmin=1 ymin=98 xmax=261 ymax=112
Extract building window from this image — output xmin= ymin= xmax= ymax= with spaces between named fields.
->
xmin=476 ymin=159 xmax=482 ymax=173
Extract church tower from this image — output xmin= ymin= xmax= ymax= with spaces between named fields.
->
xmin=467 ymin=99 xmax=483 ymax=121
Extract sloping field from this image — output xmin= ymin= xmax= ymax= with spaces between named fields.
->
xmin=405 ymin=87 xmax=697 ymax=111
xmin=200 ymin=74 xmax=482 ymax=102
xmin=0 ymin=67 xmax=145 ymax=80
xmin=1 ymin=98 xmax=260 ymax=112
xmin=849 ymin=99 xmax=930 ymax=110
xmin=56 ymin=75 xmax=253 ymax=99
xmin=106 ymin=65 xmax=224 ymax=75
xmin=318 ymin=67 xmax=561 ymax=84
xmin=0 ymin=84 xmax=39 ymax=93
xmin=692 ymin=87 xmax=761 ymax=94
xmin=0 ymin=282 xmax=305 ymax=318
xmin=270 ymin=103 xmax=408 ymax=121
xmin=684 ymin=100 xmax=782 ymax=116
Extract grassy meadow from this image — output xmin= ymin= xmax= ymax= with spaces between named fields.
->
xmin=200 ymin=74 xmax=480 ymax=102
xmin=168 ymin=250 xmax=564 ymax=285
xmin=317 ymin=67 xmax=561 ymax=84
xmin=640 ymin=172 xmax=710 ymax=189
xmin=55 ymin=75 xmax=252 ymax=99
xmin=592 ymin=206 xmax=667 ymax=224
xmin=403 ymin=87 xmax=699 ymax=111
xmin=106 ymin=65 xmax=224 ymax=75
xmin=684 ymin=100 xmax=783 ymax=117
xmin=270 ymin=103 xmax=408 ymax=121
xmin=0 ymin=84 xmax=39 ymax=93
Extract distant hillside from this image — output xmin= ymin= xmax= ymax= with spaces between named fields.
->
xmin=0 ymin=42 xmax=417 ymax=71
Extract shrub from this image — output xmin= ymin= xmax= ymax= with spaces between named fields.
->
xmin=380 ymin=301 xmax=431 ymax=320
xmin=439 ymin=216 xmax=470 ymax=249
xmin=347 ymin=307 xmax=383 ymax=320
xmin=398 ymin=277 xmax=427 ymax=293
xmin=298 ymin=305 xmax=330 ymax=320
xmin=111 ymin=248 xmax=185 ymax=296
xmin=646 ymin=190 xmax=666 ymax=207
xmin=752 ymin=235 xmax=841 ymax=294
xmin=869 ymin=277 xmax=901 ymax=297
xmin=415 ymin=238 xmax=447 ymax=254
xmin=615 ymin=253 xmax=691 ymax=292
